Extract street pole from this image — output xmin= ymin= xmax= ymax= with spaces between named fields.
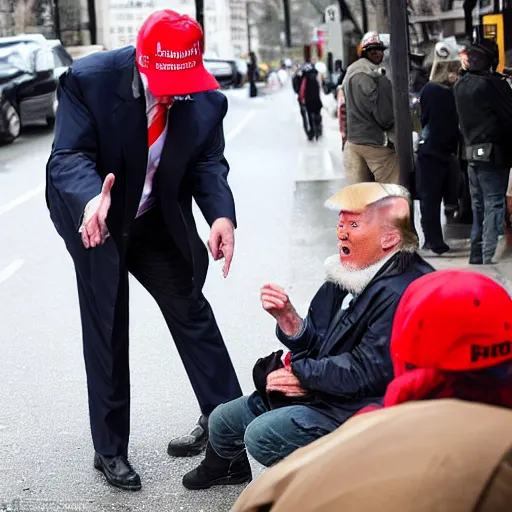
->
xmin=360 ymin=0 xmax=368 ymax=33
xmin=246 ymin=0 xmax=251 ymax=53
xmin=87 ymin=0 xmax=97 ymax=44
xmin=196 ymin=0 xmax=205 ymax=44
xmin=283 ymin=0 xmax=292 ymax=47
xmin=53 ymin=0 xmax=61 ymax=40
xmin=388 ymin=0 xmax=414 ymax=194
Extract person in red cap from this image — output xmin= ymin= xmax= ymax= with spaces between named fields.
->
xmin=45 ymin=10 xmax=243 ymax=491
xmin=358 ymin=269 xmax=512 ymax=414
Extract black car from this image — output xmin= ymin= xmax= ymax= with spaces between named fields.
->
xmin=0 ymin=37 xmax=72 ymax=144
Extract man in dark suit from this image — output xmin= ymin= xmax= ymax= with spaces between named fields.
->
xmin=45 ymin=10 xmax=243 ymax=491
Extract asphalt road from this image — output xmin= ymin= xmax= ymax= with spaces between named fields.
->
xmin=0 ymin=84 xmax=345 ymax=511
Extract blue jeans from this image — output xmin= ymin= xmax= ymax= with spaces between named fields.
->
xmin=208 ymin=394 xmax=339 ymax=467
xmin=468 ymin=163 xmax=509 ymax=264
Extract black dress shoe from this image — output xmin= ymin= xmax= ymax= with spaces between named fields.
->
xmin=430 ymin=242 xmax=450 ymax=255
xmin=168 ymin=415 xmax=209 ymax=457
xmin=94 ymin=453 xmax=141 ymax=491
xmin=182 ymin=443 xmax=252 ymax=490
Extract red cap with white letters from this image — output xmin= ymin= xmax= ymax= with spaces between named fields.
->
xmin=136 ymin=10 xmax=219 ymax=97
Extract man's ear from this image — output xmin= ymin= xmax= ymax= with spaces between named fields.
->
xmin=381 ymin=230 xmax=401 ymax=250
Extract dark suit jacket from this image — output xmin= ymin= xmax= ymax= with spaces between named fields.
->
xmin=46 ymin=46 xmax=236 ymax=295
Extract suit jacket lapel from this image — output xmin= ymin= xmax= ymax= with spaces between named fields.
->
xmin=113 ymin=65 xmax=148 ymax=222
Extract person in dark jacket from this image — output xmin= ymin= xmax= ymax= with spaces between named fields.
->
xmin=295 ymin=63 xmax=323 ymax=141
xmin=45 ymin=11 xmax=243 ymax=491
xmin=453 ymin=40 xmax=512 ymax=264
xmin=417 ymin=66 xmax=460 ymax=255
xmin=182 ymin=182 xmax=434 ymax=490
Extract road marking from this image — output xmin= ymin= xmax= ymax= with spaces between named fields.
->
xmin=0 ymin=259 xmax=24 ymax=285
xmin=226 ymin=110 xmax=256 ymax=142
xmin=0 ymin=183 xmax=45 ymax=218
xmin=296 ymin=148 xmax=338 ymax=182
xmin=0 ymin=112 xmax=256 ymax=218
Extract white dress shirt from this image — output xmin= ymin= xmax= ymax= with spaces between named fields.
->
xmin=136 ymin=75 xmax=171 ymax=218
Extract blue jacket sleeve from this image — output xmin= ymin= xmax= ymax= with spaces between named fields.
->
xmin=291 ymin=294 xmax=397 ymax=399
xmin=47 ymin=70 xmax=102 ymax=230
xmin=276 ymin=318 xmax=319 ymax=353
xmin=188 ymin=97 xmax=236 ymax=228
xmin=275 ymin=283 xmax=336 ymax=353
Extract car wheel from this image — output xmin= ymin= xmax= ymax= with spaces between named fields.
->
xmin=46 ymin=94 xmax=58 ymax=127
xmin=1 ymin=102 xmax=21 ymax=143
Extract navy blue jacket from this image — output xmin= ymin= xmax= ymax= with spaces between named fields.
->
xmin=46 ymin=46 xmax=235 ymax=293
xmin=420 ymin=81 xmax=459 ymax=159
xmin=279 ymin=252 xmax=434 ymax=424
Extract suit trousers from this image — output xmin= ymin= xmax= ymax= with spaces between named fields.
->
xmin=80 ymin=206 xmax=242 ymax=457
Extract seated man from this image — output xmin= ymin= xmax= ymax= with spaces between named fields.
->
xmin=182 ymin=182 xmax=434 ymax=490
xmin=231 ymin=269 xmax=512 ymax=512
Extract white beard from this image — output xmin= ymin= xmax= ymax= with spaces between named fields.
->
xmin=324 ymin=252 xmax=396 ymax=295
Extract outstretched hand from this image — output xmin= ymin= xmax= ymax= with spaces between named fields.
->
xmin=80 ymin=173 xmax=115 ymax=249
xmin=260 ymin=283 xmax=303 ymax=337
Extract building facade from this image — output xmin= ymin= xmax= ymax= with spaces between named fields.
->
xmin=95 ymin=0 xmax=234 ymax=58
xmin=228 ymin=0 xmax=248 ymax=58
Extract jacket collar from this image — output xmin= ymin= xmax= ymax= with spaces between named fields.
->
xmin=115 ymin=64 xmax=142 ymax=102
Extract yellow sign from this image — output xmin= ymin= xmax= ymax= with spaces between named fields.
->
xmin=483 ymin=14 xmax=505 ymax=72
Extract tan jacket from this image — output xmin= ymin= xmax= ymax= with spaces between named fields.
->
xmin=232 ymin=400 xmax=512 ymax=512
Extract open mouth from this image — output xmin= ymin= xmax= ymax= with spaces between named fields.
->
xmin=341 ymin=246 xmax=351 ymax=255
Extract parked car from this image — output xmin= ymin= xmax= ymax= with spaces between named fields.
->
xmin=203 ymin=58 xmax=248 ymax=89
xmin=233 ymin=59 xmax=248 ymax=88
xmin=204 ymin=58 xmax=238 ymax=88
xmin=0 ymin=36 xmax=72 ymax=144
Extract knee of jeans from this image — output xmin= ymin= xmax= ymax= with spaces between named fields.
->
xmin=244 ymin=420 xmax=283 ymax=467
xmin=487 ymin=194 xmax=506 ymax=209
xmin=208 ymin=403 xmax=232 ymax=443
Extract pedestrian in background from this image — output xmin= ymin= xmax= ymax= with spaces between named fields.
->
xmin=417 ymin=60 xmax=461 ymax=255
xmin=454 ymin=39 xmax=512 ymax=265
xmin=45 ymin=10 xmax=242 ymax=491
xmin=341 ymin=32 xmax=398 ymax=185
xmin=295 ymin=63 xmax=323 ymax=141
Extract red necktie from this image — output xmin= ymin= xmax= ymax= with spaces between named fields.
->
xmin=147 ymin=97 xmax=173 ymax=147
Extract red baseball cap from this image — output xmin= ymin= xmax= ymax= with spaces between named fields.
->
xmin=136 ymin=10 xmax=219 ymax=97
xmin=391 ymin=270 xmax=512 ymax=371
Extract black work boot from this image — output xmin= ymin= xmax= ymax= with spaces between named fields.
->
xmin=182 ymin=443 xmax=252 ymax=490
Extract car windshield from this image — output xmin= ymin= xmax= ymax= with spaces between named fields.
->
xmin=0 ymin=44 xmax=33 ymax=77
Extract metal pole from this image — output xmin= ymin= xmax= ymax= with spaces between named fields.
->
xmin=360 ymin=0 xmax=368 ymax=33
xmin=87 ymin=0 xmax=97 ymax=44
xmin=283 ymin=0 xmax=292 ymax=47
xmin=53 ymin=0 xmax=61 ymax=40
xmin=388 ymin=0 xmax=414 ymax=193
xmin=246 ymin=0 xmax=251 ymax=53
xmin=196 ymin=0 xmax=205 ymax=44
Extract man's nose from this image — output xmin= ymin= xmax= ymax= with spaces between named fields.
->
xmin=337 ymin=227 xmax=348 ymax=240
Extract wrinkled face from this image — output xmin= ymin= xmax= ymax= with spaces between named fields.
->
xmin=337 ymin=210 xmax=385 ymax=270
